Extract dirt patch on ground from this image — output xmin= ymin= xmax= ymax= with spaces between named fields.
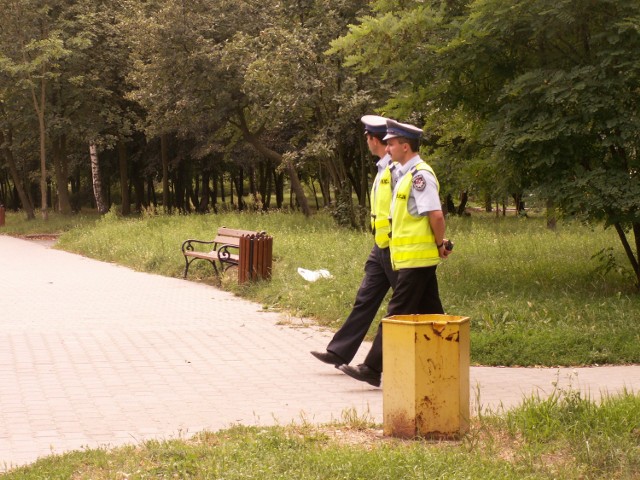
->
xmin=21 ymin=234 xmax=60 ymax=248
xmin=317 ymin=427 xmax=389 ymax=448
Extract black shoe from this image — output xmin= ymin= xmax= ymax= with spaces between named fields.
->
xmin=310 ymin=350 xmax=345 ymax=367
xmin=338 ymin=364 xmax=381 ymax=387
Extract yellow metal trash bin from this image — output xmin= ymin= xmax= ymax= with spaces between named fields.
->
xmin=382 ymin=314 xmax=470 ymax=439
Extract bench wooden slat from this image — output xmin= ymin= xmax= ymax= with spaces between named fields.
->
xmin=217 ymin=227 xmax=265 ymax=238
xmin=214 ymin=234 xmax=245 ymax=245
xmin=184 ymin=250 xmax=240 ymax=262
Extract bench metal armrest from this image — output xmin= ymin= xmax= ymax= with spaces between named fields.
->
xmin=216 ymin=243 xmax=239 ymax=263
xmin=181 ymin=238 xmax=216 ymax=254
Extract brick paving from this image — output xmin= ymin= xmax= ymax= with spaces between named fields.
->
xmin=0 ymin=235 xmax=639 ymax=472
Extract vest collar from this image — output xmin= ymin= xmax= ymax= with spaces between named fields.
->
xmin=396 ymin=154 xmax=422 ymax=178
xmin=376 ymin=153 xmax=392 ymax=170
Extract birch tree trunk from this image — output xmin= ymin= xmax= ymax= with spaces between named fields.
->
xmin=89 ymin=143 xmax=108 ymax=214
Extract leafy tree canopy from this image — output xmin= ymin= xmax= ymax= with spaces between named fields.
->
xmin=331 ymin=0 xmax=640 ymax=285
xmin=444 ymin=0 xmax=640 ymax=227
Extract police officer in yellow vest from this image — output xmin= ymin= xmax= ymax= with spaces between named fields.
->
xmin=339 ymin=119 xmax=451 ymax=387
xmin=310 ymin=115 xmax=399 ymax=368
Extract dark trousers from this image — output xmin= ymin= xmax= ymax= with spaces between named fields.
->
xmin=364 ymin=265 xmax=444 ymax=373
xmin=326 ymin=245 xmax=398 ymax=363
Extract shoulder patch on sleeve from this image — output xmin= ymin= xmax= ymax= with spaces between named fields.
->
xmin=412 ymin=175 xmax=426 ymax=192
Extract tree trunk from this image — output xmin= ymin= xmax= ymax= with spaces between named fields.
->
xmin=47 ymin=179 xmax=52 ymax=211
xmin=52 ymin=134 xmax=72 ymax=214
xmin=219 ymin=170 xmax=225 ymax=203
xmin=614 ymin=222 xmax=640 ymax=290
xmin=131 ymin=159 xmax=145 ymax=212
xmin=173 ymin=163 xmax=188 ymax=212
xmin=70 ymin=167 xmax=81 ymax=212
xmin=512 ymin=192 xmax=526 ymax=215
xmin=211 ymin=167 xmax=218 ymax=211
xmin=285 ymin=162 xmax=310 ymax=214
xmin=359 ymin=139 xmax=368 ymax=209
xmin=147 ymin=175 xmax=156 ymax=207
xmin=263 ymin=161 xmax=272 ymax=209
xmin=0 ymin=177 xmax=6 ymax=205
xmin=546 ymin=198 xmax=557 ymax=230
xmin=456 ymin=191 xmax=469 ymax=216
xmin=318 ymin=166 xmax=331 ymax=207
xmin=118 ymin=140 xmax=130 ymax=215
xmin=445 ymin=194 xmax=455 ymax=215
xmin=484 ymin=194 xmax=492 ymax=213
xmin=89 ymin=143 xmax=108 ymax=214
xmin=251 ymin=166 xmax=263 ymax=209
xmin=273 ymin=169 xmax=284 ymax=208
xmin=0 ymin=130 xmax=35 ymax=219
xmin=160 ymin=133 xmax=170 ymax=213
xmin=249 ymin=165 xmax=259 ymax=208
xmin=235 ymin=167 xmax=245 ymax=211
xmin=31 ymin=72 xmax=48 ymax=220
xmin=235 ymin=109 xmax=311 ymax=216
xmin=258 ymin=162 xmax=268 ymax=208
xmin=191 ymin=172 xmax=200 ymax=209
xmin=634 ymin=223 xmax=640 ymax=290
xmin=307 ymin=178 xmax=320 ymax=210
xmin=198 ymin=172 xmax=210 ymax=212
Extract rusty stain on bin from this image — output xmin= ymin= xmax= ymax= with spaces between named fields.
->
xmin=445 ymin=332 xmax=459 ymax=342
xmin=386 ymin=412 xmax=415 ymax=439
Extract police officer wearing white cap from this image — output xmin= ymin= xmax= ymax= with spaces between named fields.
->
xmin=339 ymin=119 xmax=451 ymax=387
xmin=310 ymin=115 xmax=399 ymax=372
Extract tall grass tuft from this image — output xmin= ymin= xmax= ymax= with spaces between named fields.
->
xmin=501 ymin=385 xmax=640 ymax=478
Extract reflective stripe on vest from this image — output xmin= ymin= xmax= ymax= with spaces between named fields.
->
xmin=370 ymin=164 xmax=394 ymax=248
xmin=389 ymin=162 xmax=440 ymax=270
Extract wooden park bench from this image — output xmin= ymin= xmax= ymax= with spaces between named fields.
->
xmin=181 ymin=226 xmax=272 ymax=283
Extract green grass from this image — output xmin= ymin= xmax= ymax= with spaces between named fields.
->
xmin=2 ymin=208 xmax=639 ymax=477
xmin=3 ymin=390 xmax=639 ymax=479
xmin=0 ymin=209 xmax=100 ymax=236
xmin=3 ymin=207 xmax=639 ymax=366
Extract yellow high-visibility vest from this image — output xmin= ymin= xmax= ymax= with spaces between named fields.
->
xmin=370 ymin=163 xmax=395 ymax=248
xmin=389 ymin=162 xmax=440 ymax=270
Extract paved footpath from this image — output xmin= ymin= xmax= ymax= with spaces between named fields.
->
xmin=1 ymin=235 xmax=639 ymax=472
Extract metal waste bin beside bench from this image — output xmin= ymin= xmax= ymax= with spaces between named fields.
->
xmin=238 ymin=233 xmax=273 ymax=283
xmin=382 ymin=314 xmax=470 ymax=439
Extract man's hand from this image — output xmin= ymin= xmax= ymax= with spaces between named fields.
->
xmin=438 ymin=239 xmax=453 ymax=258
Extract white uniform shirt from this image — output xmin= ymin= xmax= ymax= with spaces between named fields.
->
xmin=391 ymin=155 xmax=441 ymax=217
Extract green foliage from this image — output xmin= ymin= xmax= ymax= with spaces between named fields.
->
xmin=484 ymin=7 xmax=638 ymax=175
xmin=328 ymin=0 xmax=462 ymax=116
xmin=445 ymin=0 xmax=640 ymax=285
xmin=331 ymin=0 xmax=640 ymax=285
